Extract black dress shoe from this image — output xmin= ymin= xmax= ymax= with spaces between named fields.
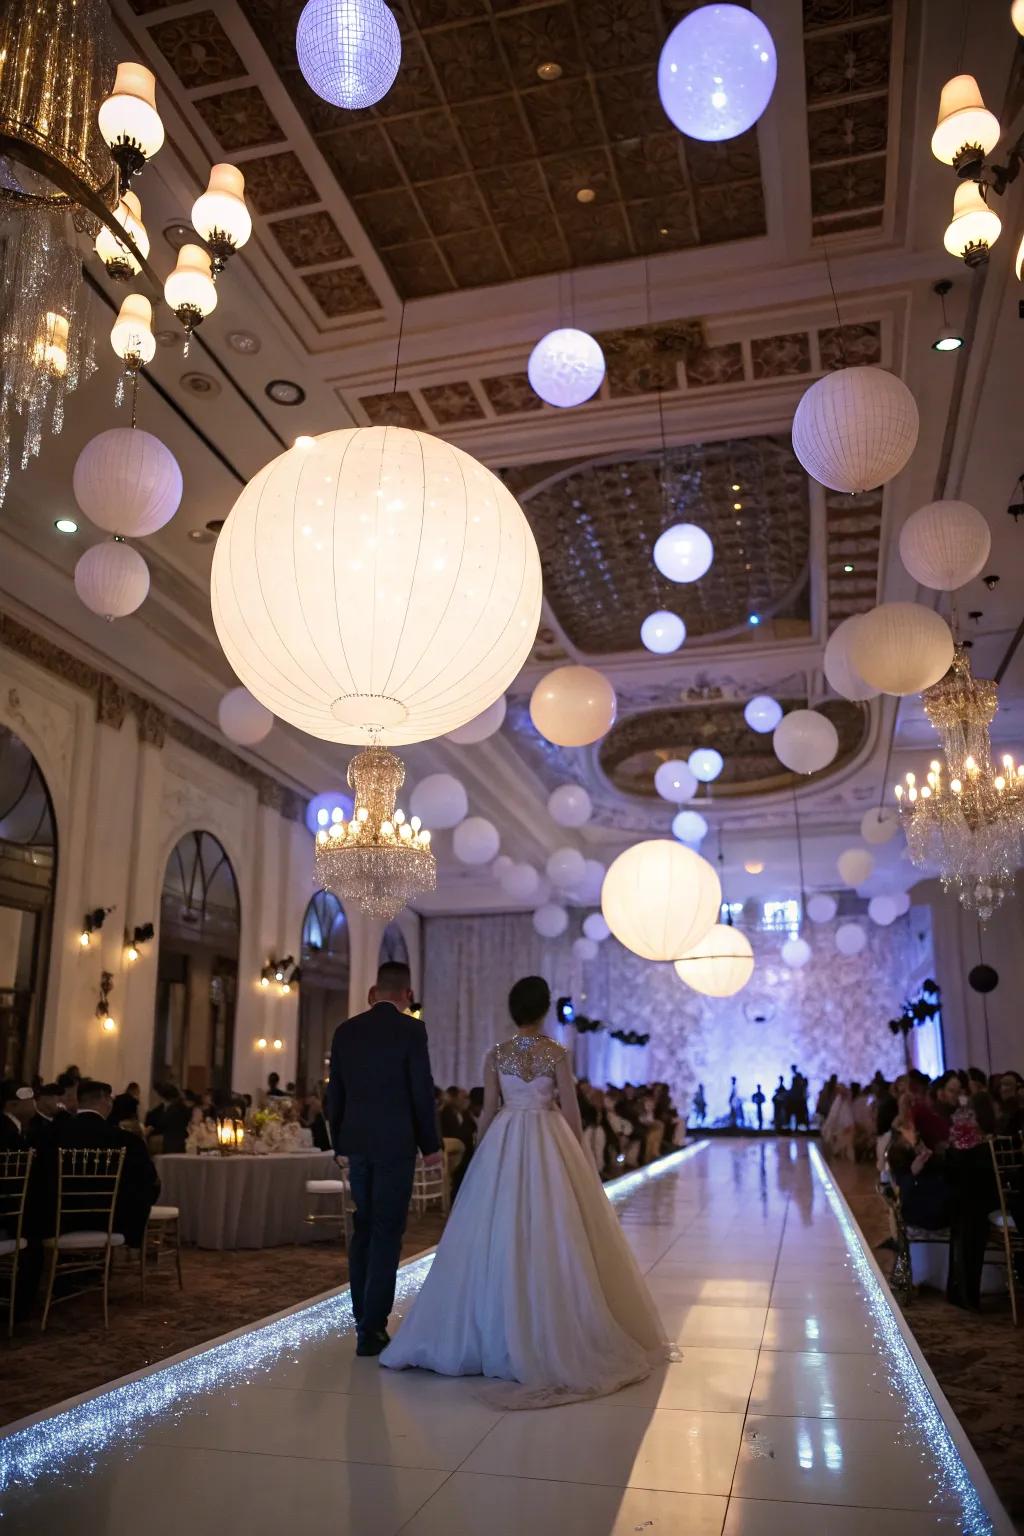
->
xmin=356 ymin=1330 xmax=390 ymax=1357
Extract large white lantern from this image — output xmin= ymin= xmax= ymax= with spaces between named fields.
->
xmin=658 ymin=4 xmax=777 ymax=142
xmin=674 ymin=923 xmax=754 ymax=998
xmin=653 ymin=523 xmax=714 ymax=583
xmin=547 ymin=846 xmax=586 ymax=891
xmin=868 ymin=894 xmax=900 ymax=927
xmin=772 ymin=710 xmax=838 ymax=775
xmin=655 ymin=759 xmax=698 ymax=803
xmin=641 ymin=610 xmax=686 ymax=654
xmin=533 ymin=903 xmax=569 ymax=939
xmin=211 ymin=429 xmax=542 ymax=746
xmin=453 ymin=816 xmax=500 ymax=866
xmin=861 ymin=806 xmax=899 ymax=845
xmin=601 ymin=839 xmax=721 ymax=963
xmin=898 ymin=500 xmax=991 ymax=592
xmin=835 ymin=922 xmax=867 ymax=956
xmin=806 ymin=893 xmax=837 ymax=924
xmin=791 ymin=367 xmax=919 ymax=494
xmin=296 ymin=0 xmax=402 ymax=110
xmin=74 ymin=541 xmax=149 ymax=620
xmin=218 ymin=687 xmax=273 ymax=746
xmin=583 ymin=911 xmax=610 ymax=942
xmin=781 ymin=936 xmax=812 ymax=970
xmin=744 ymin=695 xmax=782 ymax=734
xmin=824 ymin=615 xmax=879 ymax=702
xmin=847 ymin=603 xmax=954 ymax=697
xmin=530 ymin=665 xmax=616 ymax=747
xmin=527 ymin=327 xmax=605 ymax=409
xmin=501 ymin=862 xmax=540 ymax=902
xmin=445 ymin=695 xmax=506 ymax=745
xmin=838 ymin=847 xmax=874 ymax=887
xmin=73 ymin=428 xmax=182 ymax=538
xmin=672 ymin=809 xmax=708 ymax=844
xmin=689 ymin=747 xmax=723 ymax=783
xmin=409 ymin=773 xmax=468 ymax=830
xmin=548 ymin=784 xmax=592 ymax=828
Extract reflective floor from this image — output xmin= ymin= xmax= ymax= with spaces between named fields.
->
xmin=0 ymin=1140 xmax=1008 ymax=1534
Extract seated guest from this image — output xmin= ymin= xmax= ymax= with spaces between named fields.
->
xmin=111 ymin=1086 xmax=143 ymax=1132
xmin=27 ymin=1084 xmax=61 ymax=1151
xmin=302 ymin=1094 xmax=331 ymax=1150
xmin=56 ymin=1070 xmax=78 ymax=1115
xmin=266 ymin=1072 xmax=287 ymax=1099
xmin=54 ymin=1079 xmax=160 ymax=1246
xmin=146 ymin=1082 xmax=189 ymax=1154
xmin=907 ymin=1070 xmax=951 ymax=1150
xmin=887 ymin=1117 xmax=951 ymax=1231
xmin=0 ymin=1081 xmax=34 ymax=1150
xmin=440 ymin=1085 xmax=474 ymax=1193
xmin=465 ymin=1086 xmax=484 ymax=1134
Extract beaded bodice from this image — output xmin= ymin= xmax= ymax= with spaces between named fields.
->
xmin=494 ymin=1034 xmax=565 ymax=1083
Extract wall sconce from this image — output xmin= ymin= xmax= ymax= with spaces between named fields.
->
xmin=255 ymin=1036 xmax=267 ymax=1050
xmin=96 ymin=970 xmax=116 ymax=1033
xmin=80 ymin=906 xmax=114 ymax=948
xmin=261 ymin=956 xmax=299 ymax=994
xmin=125 ymin=921 xmax=154 ymax=962
xmin=272 ymin=1037 xmax=284 ymax=1052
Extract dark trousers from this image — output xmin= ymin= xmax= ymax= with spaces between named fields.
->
xmin=346 ymin=1153 xmax=416 ymax=1336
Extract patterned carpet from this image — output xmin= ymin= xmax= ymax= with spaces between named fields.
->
xmin=831 ymin=1158 xmax=1024 ymax=1533
xmin=0 ymin=1212 xmax=445 ymax=1429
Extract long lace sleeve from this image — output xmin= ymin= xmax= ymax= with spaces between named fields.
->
xmin=555 ymin=1051 xmax=584 ymax=1143
xmin=476 ymin=1047 xmax=501 ymax=1140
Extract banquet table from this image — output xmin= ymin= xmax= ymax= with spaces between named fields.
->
xmin=154 ymin=1150 xmax=338 ymax=1250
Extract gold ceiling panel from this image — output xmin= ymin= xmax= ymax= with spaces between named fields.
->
xmin=804 ymin=0 xmax=894 ymax=238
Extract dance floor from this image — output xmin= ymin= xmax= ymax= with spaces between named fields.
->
xmin=0 ymin=1139 xmax=1012 ymax=1535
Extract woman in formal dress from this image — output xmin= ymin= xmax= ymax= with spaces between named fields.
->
xmin=380 ymin=975 xmax=665 ymax=1408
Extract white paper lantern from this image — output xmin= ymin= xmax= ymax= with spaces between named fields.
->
xmin=73 ymin=428 xmax=182 ymax=538
xmin=655 ymin=759 xmax=698 ymax=803
xmin=211 ymin=428 xmax=542 ymax=747
xmin=672 ymin=809 xmax=708 ymax=844
xmin=806 ymin=893 xmax=837 ymax=924
xmin=534 ymin=902 xmax=569 ymax=939
xmin=847 ymin=603 xmax=954 ymax=697
xmin=838 ymin=847 xmax=874 ymax=887
xmin=530 ymin=665 xmax=616 ymax=748
xmin=689 ymin=747 xmax=723 ymax=783
xmin=296 ymin=0 xmax=402 ymax=110
xmin=218 ymin=687 xmax=273 ymax=745
xmin=791 ymin=367 xmax=919 ymax=494
xmin=501 ymin=862 xmax=540 ymax=902
xmin=547 ymin=846 xmax=586 ymax=891
xmin=641 ymin=610 xmax=686 ymax=654
xmin=528 ymin=327 xmax=605 ymax=408
xmin=772 ymin=710 xmax=839 ymax=775
xmin=835 ymin=922 xmax=866 ymax=956
xmin=653 ymin=523 xmax=714 ymax=583
xmin=445 ymin=695 xmax=506 ymax=745
xmin=658 ymin=4 xmax=777 ymax=143
xmin=583 ymin=911 xmax=611 ymax=942
xmin=674 ymin=923 xmax=754 ymax=998
xmin=453 ymin=816 xmax=500 ymax=866
xmin=409 ymin=773 xmax=468 ymax=830
xmin=492 ymin=854 xmax=514 ymax=882
xmin=898 ymin=500 xmax=991 ymax=591
xmin=781 ymin=936 xmax=812 ymax=969
xmin=601 ymin=839 xmax=721 ymax=962
xmin=868 ymin=894 xmax=900 ymax=926
xmin=891 ymin=891 xmax=911 ymax=916
xmin=74 ymin=541 xmax=149 ymax=620
xmin=573 ymin=935 xmax=599 ymax=962
xmin=861 ymin=806 xmax=900 ymax=845
xmin=548 ymin=784 xmax=592 ymax=828
xmin=744 ymin=695 xmax=782 ymax=734
xmin=824 ymin=615 xmax=879 ymax=703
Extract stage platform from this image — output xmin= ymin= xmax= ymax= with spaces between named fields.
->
xmin=0 ymin=1139 xmax=1011 ymax=1535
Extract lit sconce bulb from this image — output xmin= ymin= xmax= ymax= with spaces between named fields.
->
xmin=95 ymin=191 xmax=150 ymax=280
xmin=330 ymin=806 xmax=344 ymax=822
xmin=260 ymin=976 xmax=270 ymax=989
xmin=964 ymin=754 xmax=977 ymax=772
xmin=995 ymin=775 xmax=1006 ymax=790
xmin=951 ymin=778 xmax=962 ymax=793
xmin=943 ymin=181 xmax=1001 ymax=267
xmin=410 ymin=815 xmax=421 ymax=832
xmin=894 ymin=785 xmax=903 ymax=800
xmin=98 ymin=62 xmax=165 ymax=177
xmin=272 ymin=1038 xmax=284 ymax=1051
xmin=908 ymin=786 xmax=918 ymax=802
xmin=79 ymin=930 xmax=91 ymax=947
xmin=399 ymin=822 xmax=412 ymax=840
xmin=421 ymin=830 xmax=432 ymax=845
xmin=110 ymin=293 xmax=156 ymax=367
xmin=380 ymin=820 xmax=394 ymax=838
xmin=126 ymin=945 xmax=139 ymax=962
xmin=931 ymin=74 xmax=1000 ymax=174
xmin=274 ymin=968 xmax=284 ymax=982
xmin=191 ymin=164 xmax=251 ymax=272
xmin=1003 ymin=754 xmax=1014 ymax=768
xmin=930 ymin=760 xmax=941 ymax=772
xmin=394 ymin=809 xmax=405 ymax=824
xmin=256 ymin=1036 xmax=267 ymax=1050
xmin=32 ymin=312 xmax=69 ymax=378
xmin=101 ymin=1015 xmax=116 ymax=1033
xmin=329 ymin=824 xmax=342 ymax=840
xmin=920 ymin=786 xmax=931 ymax=798
xmin=906 ymin=772 xmax=916 ymax=786
xmin=163 ymin=244 xmax=217 ymax=348
xmin=281 ymin=981 xmax=291 ymax=994
xmin=316 ymin=829 xmax=328 ymax=846
xmin=357 ymin=807 xmax=369 ymax=822
xmin=317 ymin=808 xmax=329 ymax=826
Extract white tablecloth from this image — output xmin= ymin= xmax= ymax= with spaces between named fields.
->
xmin=155 ymin=1151 xmax=337 ymax=1250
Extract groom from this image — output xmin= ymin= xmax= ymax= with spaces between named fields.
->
xmin=327 ymin=961 xmax=440 ymax=1356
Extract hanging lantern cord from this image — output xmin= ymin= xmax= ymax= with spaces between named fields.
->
xmin=792 ymin=785 xmax=806 ymax=930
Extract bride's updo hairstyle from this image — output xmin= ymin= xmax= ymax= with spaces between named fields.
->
xmin=509 ymin=975 xmax=551 ymax=1028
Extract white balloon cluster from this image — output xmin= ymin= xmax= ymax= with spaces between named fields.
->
xmin=655 ymin=759 xmax=698 ymax=803
xmin=72 ymin=427 xmax=183 ymax=620
xmin=530 ymin=666 xmax=617 ymax=748
xmin=219 ymin=687 xmax=273 ymax=746
xmin=825 ymin=604 xmax=954 ymax=701
xmin=410 ymin=774 xmax=468 ymax=830
xmin=772 ymin=710 xmax=838 ymax=775
xmin=805 ymin=893 xmax=837 ymax=923
xmin=837 ymin=847 xmax=874 ymax=887
xmin=547 ymin=784 xmax=592 ymax=827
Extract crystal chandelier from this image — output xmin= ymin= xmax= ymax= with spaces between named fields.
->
xmin=0 ymin=0 xmax=251 ymax=501
xmin=314 ymin=746 xmax=436 ymax=920
xmin=894 ymin=649 xmax=1024 ymax=921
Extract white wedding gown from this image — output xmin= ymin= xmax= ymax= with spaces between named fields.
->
xmin=380 ymin=1033 xmax=665 ymax=1408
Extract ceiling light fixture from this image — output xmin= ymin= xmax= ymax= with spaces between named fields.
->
xmin=931 ymin=279 xmax=964 ymax=351
xmin=931 ymin=74 xmax=1000 ymax=177
xmin=575 ymin=187 xmax=596 ymax=204
xmin=537 ymin=61 xmax=563 ymax=80
xmin=843 ymin=562 xmax=854 ymax=572
xmin=54 ymin=518 xmax=79 ymax=535
xmin=266 ymin=379 xmax=306 ymax=406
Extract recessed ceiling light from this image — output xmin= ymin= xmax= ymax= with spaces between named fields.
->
xmin=731 ymin=482 xmax=741 ymax=492
xmin=180 ymin=371 xmax=221 ymax=398
xmin=163 ymin=222 xmax=193 ymax=251
xmin=748 ymin=613 xmax=761 ymax=626
xmin=537 ymin=61 xmax=562 ymax=80
xmin=733 ymin=501 xmax=742 ymax=510
xmin=266 ymin=378 xmax=306 ymax=406
xmin=228 ymin=330 xmax=261 ymax=354
xmin=659 ymin=226 xmax=669 ymax=236
xmin=188 ymin=527 xmax=215 ymax=544
xmin=54 ymin=517 xmax=78 ymax=534
xmin=155 ymin=329 xmax=178 ymax=348
xmin=576 ymin=187 xmax=596 ymax=204
xmin=843 ymin=562 xmax=854 ymax=573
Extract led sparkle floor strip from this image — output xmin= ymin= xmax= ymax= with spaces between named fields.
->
xmin=0 ymin=1139 xmax=709 ymax=1494
xmin=809 ymin=1143 xmax=998 ymax=1536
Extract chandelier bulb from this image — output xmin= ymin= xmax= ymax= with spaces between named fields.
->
xmin=191 ymin=164 xmax=252 ymax=272
xmin=98 ymin=63 xmax=165 ymax=180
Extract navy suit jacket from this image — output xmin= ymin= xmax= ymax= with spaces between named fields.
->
xmin=328 ymin=1001 xmax=442 ymax=1155
xmin=327 ymin=1001 xmax=440 ymax=1161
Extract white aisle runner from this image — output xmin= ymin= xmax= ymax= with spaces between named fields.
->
xmin=0 ymin=1140 xmax=1012 ymax=1535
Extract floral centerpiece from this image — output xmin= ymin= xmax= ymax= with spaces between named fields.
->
xmin=248 ymin=1103 xmax=313 ymax=1154
xmin=185 ymin=1116 xmax=221 ymax=1155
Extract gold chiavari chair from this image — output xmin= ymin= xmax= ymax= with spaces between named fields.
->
xmin=41 ymin=1147 xmax=125 ymax=1331
xmin=0 ymin=1149 xmax=33 ymax=1337
xmin=409 ymin=1152 xmax=449 ymax=1217
xmin=989 ymin=1134 xmax=1024 ymax=1326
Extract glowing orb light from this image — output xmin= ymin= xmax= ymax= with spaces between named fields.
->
xmin=601 ymin=839 xmax=720 ymax=963
xmin=527 ymin=327 xmax=605 ymax=408
xmin=744 ymin=695 xmax=782 ymax=734
xmin=674 ymin=923 xmax=754 ymax=997
xmin=658 ymin=3 xmax=777 ymax=143
xmin=688 ymin=747 xmax=723 ymax=783
xmin=640 ymin=610 xmax=686 ymax=654
xmin=296 ymin=0 xmax=402 ymax=110
xmin=672 ymin=809 xmax=708 ymax=845
xmin=653 ymin=523 xmax=714 ymax=583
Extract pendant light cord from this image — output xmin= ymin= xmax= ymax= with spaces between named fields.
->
xmin=792 ymin=785 xmax=806 ymax=922
xmin=391 ymin=301 xmax=406 ymax=396
xmin=822 ymin=242 xmax=847 ymax=367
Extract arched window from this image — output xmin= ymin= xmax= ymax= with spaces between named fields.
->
xmin=298 ymin=890 xmax=350 ymax=1094
xmin=302 ymin=889 xmax=348 ymax=967
xmin=379 ymin=920 xmax=409 ymax=970
xmin=0 ymin=725 xmax=57 ymax=1081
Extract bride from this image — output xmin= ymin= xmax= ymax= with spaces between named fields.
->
xmin=380 ymin=975 xmax=665 ymax=1408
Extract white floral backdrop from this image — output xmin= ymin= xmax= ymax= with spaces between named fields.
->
xmin=422 ymin=907 xmax=936 ymax=1122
